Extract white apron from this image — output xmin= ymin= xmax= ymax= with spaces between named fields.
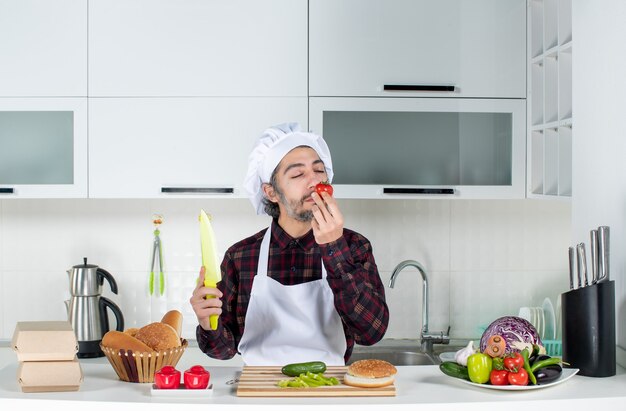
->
xmin=237 ymin=225 xmax=347 ymax=366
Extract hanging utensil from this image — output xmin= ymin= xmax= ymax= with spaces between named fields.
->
xmin=149 ymin=214 xmax=165 ymax=296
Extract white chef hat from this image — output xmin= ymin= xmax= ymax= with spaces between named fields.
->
xmin=244 ymin=122 xmax=333 ymax=215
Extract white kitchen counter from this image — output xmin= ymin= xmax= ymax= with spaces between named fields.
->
xmin=1 ymin=345 xmax=625 ymax=411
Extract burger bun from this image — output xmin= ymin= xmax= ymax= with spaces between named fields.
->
xmin=344 ymin=359 xmax=397 ymax=388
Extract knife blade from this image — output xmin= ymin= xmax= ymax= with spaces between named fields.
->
xmin=200 ymin=209 xmax=222 ymax=330
xmin=597 ymin=226 xmax=610 ymax=282
xmin=568 ymin=246 xmax=575 ymax=290
xmin=590 ymin=230 xmax=599 ymax=284
xmin=576 ymin=243 xmax=588 ymax=287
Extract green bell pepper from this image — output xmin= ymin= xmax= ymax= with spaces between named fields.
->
xmin=467 ymin=353 xmax=493 ymax=384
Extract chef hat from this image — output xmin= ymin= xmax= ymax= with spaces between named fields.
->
xmin=244 ymin=122 xmax=333 ymax=215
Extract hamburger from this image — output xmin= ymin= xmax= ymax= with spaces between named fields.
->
xmin=343 ymin=359 xmax=397 ymax=388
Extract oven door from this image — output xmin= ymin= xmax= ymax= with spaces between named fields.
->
xmin=309 ymin=97 xmax=526 ymax=199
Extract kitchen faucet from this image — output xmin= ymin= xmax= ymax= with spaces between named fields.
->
xmin=389 ymin=260 xmax=450 ymax=354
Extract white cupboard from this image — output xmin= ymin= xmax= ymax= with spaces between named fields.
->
xmin=0 ymin=0 xmax=87 ymax=97
xmin=0 ymin=98 xmax=88 ymax=198
xmin=88 ymin=98 xmax=308 ymax=198
xmin=310 ymin=97 xmax=526 ymax=199
xmin=88 ymin=0 xmax=307 ymax=97
xmin=309 ymin=0 xmax=526 ymax=98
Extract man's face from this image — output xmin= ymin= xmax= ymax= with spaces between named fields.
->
xmin=271 ymin=147 xmax=328 ymax=222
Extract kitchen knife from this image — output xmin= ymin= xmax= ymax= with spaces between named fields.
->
xmin=597 ymin=226 xmax=610 ymax=282
xmin=576 ymin=243 xmax=587 ymax=287
xmin=200 ymin=209 xmax=222 ymax=330
xmin=568 ymin=246 xmax=575 ymax=290
xmin=590 ymin=230 xmax=599 ymax=284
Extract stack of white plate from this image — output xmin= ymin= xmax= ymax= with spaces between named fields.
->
xmin=518 ymin=300 xmax=556 ymax=341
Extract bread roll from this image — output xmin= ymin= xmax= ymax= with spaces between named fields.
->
xmin=124 ymin=327 xmax=140 ymax=337
xmin=135 ymin=322 xmax=181 ymax=351
xmin=343 ymin=359 xmax=397 ymax=388
xmin=101 ymin=330 xmax=154 ymax=353
xmin=161 ymin=310 xmax=183 ymax=338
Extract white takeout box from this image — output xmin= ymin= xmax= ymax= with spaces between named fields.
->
xmin=12 ymin=321 xmax=78 ymax=361
xmin=17 ymin=359 xmax=83 ymax=393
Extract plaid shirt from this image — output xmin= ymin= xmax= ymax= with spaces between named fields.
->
xmin=196 ymin=219 xmax=389 ymax=363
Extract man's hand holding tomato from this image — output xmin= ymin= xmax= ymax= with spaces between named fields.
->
xmin=311 ymin=182 xmax=343 ymax=245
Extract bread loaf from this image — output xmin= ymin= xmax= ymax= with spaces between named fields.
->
xmin=160 ymin=310 xmax=183 ymax=338
xmin=101 ymin=330 xmax=154 ymax=353
xmin=135 ymin=322 xmax=181 ymax=351
xmin=123 ymin=327 xmax=139 ymax=338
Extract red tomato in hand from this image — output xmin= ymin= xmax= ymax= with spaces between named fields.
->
xmin=507 ymin=368 xmax=529 ymax=386
xmin=154 ymin=365 xmax=181 ymax=389
xmin=184 ymin=365 xmax=210 ymax=389
xmin=315 ymin=181 xmax=333 ymax=197
xmin=489 ymin=369 xmax=509 ymax=386
xmin=503 ymin=352 xmax=524 ymax=372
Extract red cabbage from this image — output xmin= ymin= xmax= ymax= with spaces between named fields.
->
xmin=480 ymin=316 xmax=542 ymax=354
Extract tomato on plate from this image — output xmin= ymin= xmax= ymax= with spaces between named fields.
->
xmin=184 ymin=365 xmax=210 ymax=389
xmin=154 ymin=365 xmax=181 ymax=389
xmin=315 ymin=181 xmax=333 ymax=197
xmin=507 ymin=368 xmax=529 ymax=386
xmin=489 ymin=369 xmax=509 ymax=386
xmin=503 ymin=352 xmax=524 ymax=372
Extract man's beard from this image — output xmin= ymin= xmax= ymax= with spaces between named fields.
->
xmin=275 ymin=186 xmax=313 ymax=222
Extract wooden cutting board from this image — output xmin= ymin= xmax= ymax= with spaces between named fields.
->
xmin=236 ymin=366 xmax=396 ymax=397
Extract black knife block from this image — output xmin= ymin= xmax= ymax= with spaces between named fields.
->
xmin=561 ymin=281 xmax=616 ymax=377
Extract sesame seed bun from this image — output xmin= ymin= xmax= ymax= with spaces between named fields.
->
xmin=134 ymin=322 xmax=181 ymax=351
xmin=344 ymin=359 xmax=397 ymax=388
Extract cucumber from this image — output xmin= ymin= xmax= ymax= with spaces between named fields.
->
xmin=281 ymin=361 xmax=327 ymax=377
xmin=439 ymin=361 xmax=470 ymax=380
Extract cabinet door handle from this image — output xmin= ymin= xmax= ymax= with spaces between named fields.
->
xmin=161 ymin=187 xmax=234 ymax=194
xmin=383 ymin=84 xmax=456 ymax=92
xmin=383 ymin=188 xmax=455 ymax=195
xmin=0 ymin=188 xmax=15 ymax=194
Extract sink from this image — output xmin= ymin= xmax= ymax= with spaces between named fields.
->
xmin=347 ymin=350 xmax=438 ymax=366
xmin=346 ymin=339 xmax=467 ymax=366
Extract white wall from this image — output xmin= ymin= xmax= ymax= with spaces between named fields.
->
xmin=572 ymin=1 xmax=626 ymax=366
xmin=0 ymin=198 xmax=570 ymax=344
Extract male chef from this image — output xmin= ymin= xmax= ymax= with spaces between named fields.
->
xmin=190 ymin=123 xmax=389 ymax=365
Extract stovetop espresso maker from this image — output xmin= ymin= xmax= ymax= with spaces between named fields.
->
xmin=65 ymin=258 xmax=124 ymax=358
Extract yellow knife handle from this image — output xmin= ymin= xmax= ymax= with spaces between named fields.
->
xmin=203 ymin=279 xmax=218 ymax=330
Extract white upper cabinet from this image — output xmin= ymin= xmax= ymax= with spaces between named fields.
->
xmin=0 ymin=98 xmax=88 ymax=198
xmin=309 ymin=0 xmax=526 ymax=98
xmin=88 ymin=0 xmax=307 ymax=97
xmin=89 ymin=98 xmax=308 ymax=198
xmin=0 ymin=0 xmax=87 ymax=96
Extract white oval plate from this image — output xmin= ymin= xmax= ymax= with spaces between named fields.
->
xmin=439 ymin=352 xmax=456 ymax=362
xmin=447 ymin=368 xmax=579 ymax=391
